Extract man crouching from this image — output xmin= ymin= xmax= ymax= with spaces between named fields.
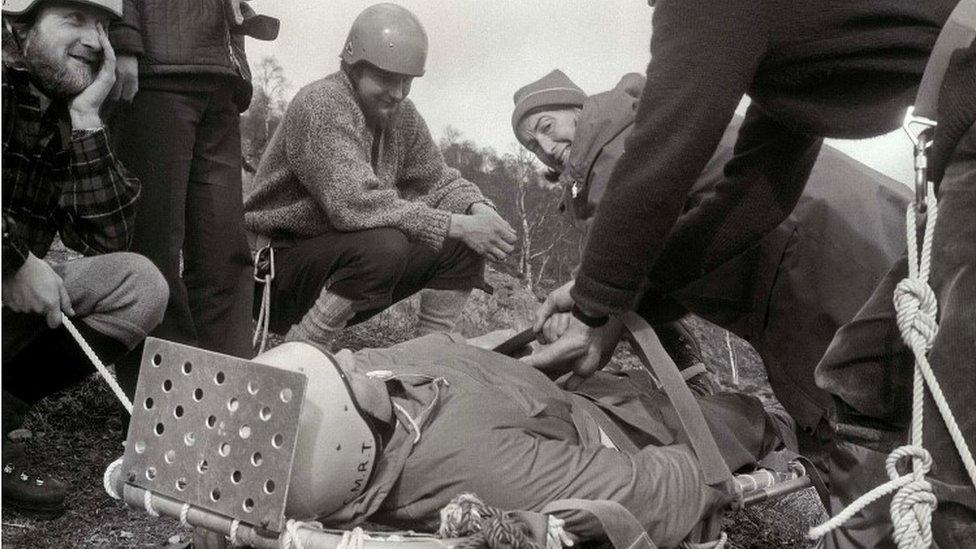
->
xmin=2 ymin=0 xmax=168 ymax=519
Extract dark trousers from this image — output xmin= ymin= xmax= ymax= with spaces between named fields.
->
xmin=262 ymin=228 xmax=485 ymax=333
xmin=816 ymin=123 xmax=976 ymax=548
xmin=111 ymin=87 xmax=254 ymax=358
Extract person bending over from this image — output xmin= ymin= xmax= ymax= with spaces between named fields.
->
xmin=511 ymin=69 xmax=911 ymax=470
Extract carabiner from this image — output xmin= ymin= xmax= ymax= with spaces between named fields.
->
xmin=902 ymin=107 xmax=937 ymax=215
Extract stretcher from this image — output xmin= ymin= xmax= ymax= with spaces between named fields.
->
xmin=104 ymin=313 xmax=823 ymax=549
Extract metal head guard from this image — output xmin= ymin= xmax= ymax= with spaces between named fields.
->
xmin=340 ymin=3 xmax=428 ymax=77
xmin=253 ymin=342 xmax=381 ymax=519
xmin=2 ymin=0 xmax=122 ymax=18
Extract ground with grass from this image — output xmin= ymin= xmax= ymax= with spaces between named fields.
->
xmin=2 ymin=267 xmax=825 ymax=548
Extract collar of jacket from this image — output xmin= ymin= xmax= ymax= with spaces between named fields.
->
xmin=321 ymin=350 xmax=446 ymax=526
xmin=560 ymin=73 xmax=645 ymax=193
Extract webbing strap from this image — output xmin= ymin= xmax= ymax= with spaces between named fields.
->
xmin=913 ymin=0 xmax=976 ymax=121
xmin=542 ymin=499 xmax=658 ymax=549
xmin=621 ymin=313 xmax=732 ymax=487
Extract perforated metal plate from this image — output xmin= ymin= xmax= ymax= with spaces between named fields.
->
xmin=122 ymin=338 xmax=306 ymax=532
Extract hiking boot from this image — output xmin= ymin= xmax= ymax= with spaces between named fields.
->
xmin=2 ymin=442 xmax=67 ymax=520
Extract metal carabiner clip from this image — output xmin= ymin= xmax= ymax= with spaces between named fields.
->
xmin=902 ymin=107 xmax=937 ymax=216
xmin=253 ymin=244 xmax=275 ymax=283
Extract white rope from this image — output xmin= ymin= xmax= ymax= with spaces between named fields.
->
xmin=103 ymin=457 xmax=124 ymax=500
xmin=179 ymin=503 xmax=191 ymax=527
xmin=809 ymin=183 xmax=976 ymax=547
xmin=62 ymin=316 xmax=132 ymax=414
xmin=337 ymin=527 xmax=367 ymax=549
xmin=252 ymin=273 xmax=273 ymax=354
xmin=229 ymin=519 xmax=242 ymax=546
xmin=143 ymin=489 xmax=160 ymax=517
xmin=278 ymin=519 xmax=323 ymax=549
xmin=679 ymin=531 xmax=728 ymax=549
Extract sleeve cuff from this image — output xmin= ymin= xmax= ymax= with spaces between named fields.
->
xmin=413 ymin=207 xmax=451 ymax=250
xmin=68 ymin=129 xmax=113 ymax=176
xmin=2 ymin=241 xmax=28 ymax=277
xmin=570 ymin=271 xmax=639 ymax=318
xmin=438 ymin=184 xmax=491 ymax=215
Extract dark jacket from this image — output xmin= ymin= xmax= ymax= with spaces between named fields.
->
xmin=572 ymin=0 xmax=954 ymax=317
xmin=564 ymin=73 xmax=910 ymax=434
xmin=109 ymin=0 xmax=262 ymax=111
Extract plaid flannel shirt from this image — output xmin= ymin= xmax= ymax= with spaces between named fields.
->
xmin=2 ymin=63 xmax=140 ymax=276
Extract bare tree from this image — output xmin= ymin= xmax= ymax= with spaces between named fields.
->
xmin=242 ymin=56 xmax=291 ymax=171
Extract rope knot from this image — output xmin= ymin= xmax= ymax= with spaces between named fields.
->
xmin=439 ymin=493 xmax=542 ymax=549
xmin=886 ymin=446 xmax=937 ymax=549
xmin=893 ymin=278 xmax=939 ymax=352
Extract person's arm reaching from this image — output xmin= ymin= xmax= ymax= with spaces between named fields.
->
xmin=571 ymin=0 xmax=767 ymax=318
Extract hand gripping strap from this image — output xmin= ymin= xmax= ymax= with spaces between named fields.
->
xmin=621 ymin=313 xmax=733 ymax=487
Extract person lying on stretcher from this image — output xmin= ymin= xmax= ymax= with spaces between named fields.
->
xmin=257 ymin=329 xmax=792 ymax=548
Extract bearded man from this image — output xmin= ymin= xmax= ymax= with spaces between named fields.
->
xmin=2 ymin=0 xmax=168 ymax=519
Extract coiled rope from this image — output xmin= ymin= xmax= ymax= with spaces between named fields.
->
xmin=439 ymin=493 xmax=570 ymax=549
xmin=809 ymin=182 xmax=976 ymax=548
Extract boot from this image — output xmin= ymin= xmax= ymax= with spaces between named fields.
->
xmin=1 ymin=440 xmax=67 ymax=520
xmin=656 ymin=319 xmax=716 ymax=396
xmin=285 ymin=291 xmax=355 ymax=351
xmin=416 ymin=288 xmax=472 ymax=337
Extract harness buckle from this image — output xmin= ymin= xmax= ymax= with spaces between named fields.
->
xmin=902 ymin=107 xmax=937 ymax=215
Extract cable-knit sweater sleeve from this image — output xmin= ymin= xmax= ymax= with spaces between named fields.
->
xmin=396 ymin=103 xmax=493 ymax=214
xmin=284 ymin=84 xmax=452 ymax=250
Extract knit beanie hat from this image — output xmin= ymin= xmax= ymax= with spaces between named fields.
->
xmin=512 ymin=69 xmax=587 ymax=136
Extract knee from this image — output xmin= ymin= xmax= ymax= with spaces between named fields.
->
xmin=350 ymin=229 xmax=411 ymax=275
xmin=119 ymin=253 xmax=170 ymax=330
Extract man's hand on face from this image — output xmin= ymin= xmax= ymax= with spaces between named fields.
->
xmin=450 ymin=204 xmax=518 ymax=262
xmin=69 ymin=23 xmax=116 ymax=130
xmin=109 ymin=54 xmax=139 ymax=103
xmin=2 ymin=253 xmax=74 ymax=329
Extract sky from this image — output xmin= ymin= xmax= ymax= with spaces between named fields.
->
xmin=245 ymin=0 xmax=915 ymax=185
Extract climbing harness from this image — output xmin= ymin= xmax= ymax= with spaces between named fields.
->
xmin=809 ymin=1 xmax=976 ymax=546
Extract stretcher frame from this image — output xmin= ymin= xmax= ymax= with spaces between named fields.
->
xmin=108 ymin=313 xmax=819 ymax=549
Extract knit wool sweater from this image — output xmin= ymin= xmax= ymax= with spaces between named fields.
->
xmin=244 ymin=71 xmax=489 ymax=250
xmin=572 ymin=0 xmax=956 ymax=317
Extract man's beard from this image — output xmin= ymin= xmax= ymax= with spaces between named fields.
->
xmin=22 ymin=31 xmax=96 ymax=98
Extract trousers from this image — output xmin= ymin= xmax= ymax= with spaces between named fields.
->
xmin=816 ymin=122 xmax=976 ymax=548
xmin=111 ymin=86 xmax=254 ymax=358
xmin=262 ymin=227 xmax=485 ymax=333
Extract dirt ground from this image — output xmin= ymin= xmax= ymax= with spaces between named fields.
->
xmin=1 ymin=271 xmax=825 ymax=548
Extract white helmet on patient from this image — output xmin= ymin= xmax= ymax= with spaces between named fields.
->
xmin=252 ymin=342 xmax=382 ymax=518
